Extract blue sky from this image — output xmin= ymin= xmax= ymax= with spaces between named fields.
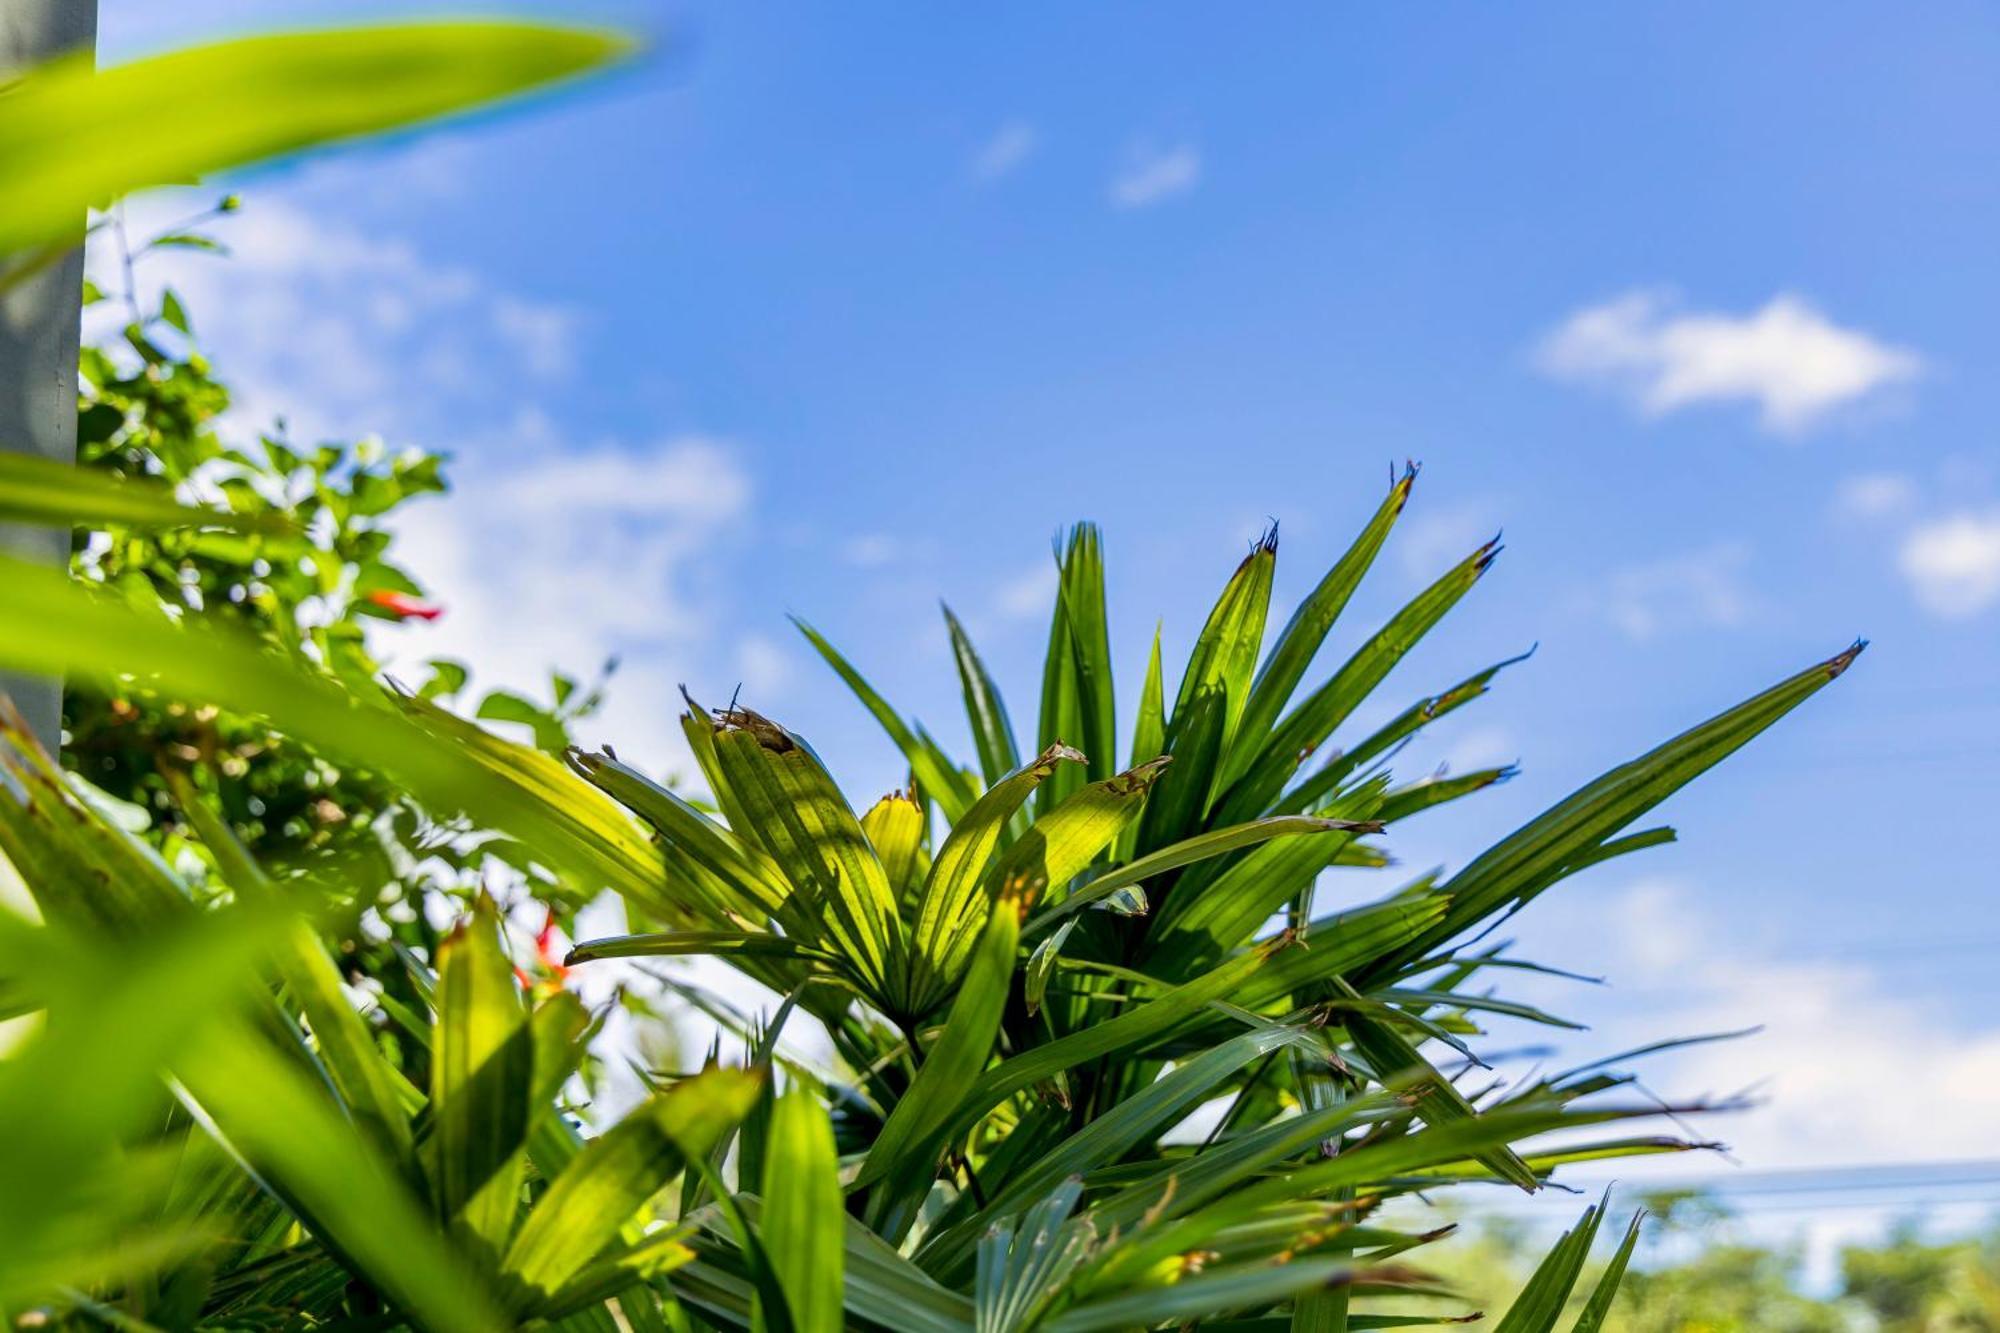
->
xmin=99 ymin=0 xmax=2000 ymax=1245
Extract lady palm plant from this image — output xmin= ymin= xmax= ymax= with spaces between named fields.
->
xmin=0 ymin=456 xmax=1858 ymax=1329
xmin=530 ymin=470 xmax=1860 ymax=1328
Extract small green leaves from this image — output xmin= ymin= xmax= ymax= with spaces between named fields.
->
xmin=1135 ymin=530 xmax=1277 ymax=849
xmin=974 ymin=1176 xmax=1089 ymax=1333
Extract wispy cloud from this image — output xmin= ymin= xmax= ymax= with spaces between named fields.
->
xmin=1578 ymin=880 xmax=2000 ymax=1169
xmin=1599 ymin=540 xmax=1755 ymax=640
xmin=1832 ymin=471 xmax=1919 ymax=521
xmin=1397 ymin=499 xmax=1501 ymax=581
xmin=1536 ymin=291 xmax=1920 ymax=434
xmin=91 ymin=195 xmax=581 ymax=447
xmin=96 ymin=180 xmax=758 ymax=774
xmin=1108 ymin=143 xmax=1201 ymax=209
xmin=393 ymin=432 xmax=755 ymax=767
xmin=993 ymin=561 xmax=1058 ymax=621
xmin=1898 ymin=509 xmax=2000 ymax=618
xmin=968 ymin=120 xmax=1037 ymax=183
xmin=839 ymin=533 xmax=902 ymax=569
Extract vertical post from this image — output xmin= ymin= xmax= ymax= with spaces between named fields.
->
xmin=0 ymin=0 xmax=98 ymax=750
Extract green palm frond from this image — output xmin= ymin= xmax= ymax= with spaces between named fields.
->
xmin=0 ymin=462 xmax=1859 ymax=1328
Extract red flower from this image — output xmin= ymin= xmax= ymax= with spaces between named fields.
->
xmin=535 ymin=906 xmax=570 ymax=982
xmin=365 ymin=589 xmax=444 ymax=622
xmin=515 ymin=907 xmax=571 ymax=991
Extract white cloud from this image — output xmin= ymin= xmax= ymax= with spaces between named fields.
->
xmin=1536 ymin=291 xmax=1920 ymax=434
xmin=1560 ymin=880 xmax=2000 ymax=1170
xmin=90 ymin=180 xmax=761 ymax=777
xmin=1108 ymin=143 xmax=1201 ymax=209
xmin=969 ymin=120 xmax=1037 ymax=183
xmin=1898 ymin=509 xmax=2000 ymax=618
xmin=1397 ymin=500 xmax=1500 ymax=581
xmin=733 ymin=633 xmax=792 ymax=700
xmin=490 ymin=294 xmax=581 ymax=380
xmin=1599 ymin=541 xmax=1755 ymax=640
xmin=839 ymin=533 xmax=902 ymax=568
xmin=994 ymin=561 xmax=1058 ymax=621
xmin=1454 ymin=878 xmax=2000 ymax=1280
xmin=1833 ymin=471 xmax=1919 ymax=521
xmin=1437 ymin=724 xmax=1516 ymax=776
xmin=390 ymin=434 xmax=754 ymax=772
xmin=88 ymin=195 xmax=579 ymax=448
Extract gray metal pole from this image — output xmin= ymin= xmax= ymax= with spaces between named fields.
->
xmin=0 ymin=0 xmax=97 ymax=750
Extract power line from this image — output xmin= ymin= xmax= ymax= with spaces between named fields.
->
xmin=1632 ymin=1160 xmax=2000 ymax=1197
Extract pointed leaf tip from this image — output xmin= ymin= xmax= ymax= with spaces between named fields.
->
xmin=1108 ymin=753 xmax=1172 ymax=795
xmin=1826 ymin=638 xmax=1867 ymax=678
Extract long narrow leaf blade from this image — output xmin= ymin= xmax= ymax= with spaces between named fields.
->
xmin=761 ymin=1084 xmax=844 ymax=1333
xmin=501 ymin=1067 xmax=761 ymax=1310
xmin=0 ymin=22 xmax=631 ymax=256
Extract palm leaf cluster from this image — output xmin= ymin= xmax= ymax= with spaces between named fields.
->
xmin=0 ymin=457 xmax=1858 ymax=1329
xmin=557 ymin=473 xmax=1858 ymax=1327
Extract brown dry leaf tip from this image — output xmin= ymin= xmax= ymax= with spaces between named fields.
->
xmin=1264 ymin=926 xmax=1307 ymax=956
xmin=1139 ymin=1173 xmax=1179 ymax=1228
xmin=712 ymin=705 xmax=794 ymax=753
xmin=1255 ymin=520 xmax=1280 ymax=556
xmin=1108 ymin=754 xmax=1172 ymax=795
xmin=1274 ymin=1215 xmax=1358 ymax=1263
xmin=1035 ymin=741 xmax=1088 ymax=771
xmin=1392 ymin=458 xmax=1421 ymax=509
xmin=1474 ymin=533 xmax=1505 ymax=575
xmin=1825 ymin=637 xmax=1868 ymax=679
xmin=1331 ymin=818 xmax=1387 ymax=835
